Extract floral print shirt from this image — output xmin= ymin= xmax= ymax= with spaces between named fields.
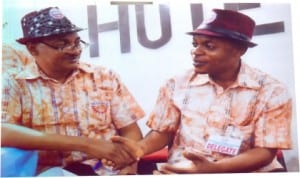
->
xmin=2 ymin=52 xmax=145 ymax=169
xmin=147 ymin=62 xmax=292 ymax=172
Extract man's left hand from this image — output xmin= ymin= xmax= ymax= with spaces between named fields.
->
xmin=159 ymin=150 xmax=217 ymax=174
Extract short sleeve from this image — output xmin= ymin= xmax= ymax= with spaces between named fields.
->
xmin=1 ymin=73 xmax=22 ymax=124
xmin=2 ymin=45 xmax=33 ymax=74
xmin=254 ymin=84 xmax=293 ymax=149
xmin=147 ymin=79 xmax=181 ymax=132
xmin=107 ymin=71 xmax=145 ymax=129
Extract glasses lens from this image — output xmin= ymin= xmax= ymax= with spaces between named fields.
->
xmin=62 ymin=40 xmax=89 ymax=52
xmin=79 ymin=40 xmax=89 ymax=49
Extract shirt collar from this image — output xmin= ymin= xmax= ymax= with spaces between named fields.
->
xmin=236 ymin=62 xmax=262 ymax=89
xmin=187 ymin=70 xmax=210 ymax=86
xmin=15 ymin=62 xmax=94 ymax=80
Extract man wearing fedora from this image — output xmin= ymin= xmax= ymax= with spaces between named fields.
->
xmin=1 ymin=7 xmax=144 ymax=175
xmin=111 ymin=9 xmax=292 ymax=173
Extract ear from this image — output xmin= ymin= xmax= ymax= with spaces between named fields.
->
xmin=25 ymin=42 xmax=39 ymax=56
xmin=238 ymin=46 xmax=248 ymax=56
xmin=227 ymin=39 xmax=248 ymax=57
xmin=232 ymin=43 xmax=248 ymax=57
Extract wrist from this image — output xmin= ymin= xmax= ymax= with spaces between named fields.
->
xmin=137 ymin=142 xmax=146 ymax=158
xmin=213 ymin=160 xmax=226 ymax=173
xmin=80 ymin=137 xmax=95 ymax=156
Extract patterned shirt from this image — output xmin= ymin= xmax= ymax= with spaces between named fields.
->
xmin=147 ymin=62 xmax=292 ymax=172
xmin=1 ymin=52 xmax=145 ymax=169
xmin=2 ymin=44 xmax=34 ymax=74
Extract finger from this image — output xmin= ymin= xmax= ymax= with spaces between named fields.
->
xmin=107 ymin=160 xmax=114 ymax=166
xmin=117 ymin=168 xmax=129 ymax=175
xmin=111 ymin=162 xmax=125 ymax=170
xmin=162 ymin=164 xmax=191 ymax=174
xmin=153 ymin=170 xmax=163 ymax=175
xmin=102 ymin=151 xmax=128 ymax=169
xmin=115 ymin=142 xmax=140 ymax=163
xmin=113 ymin=142 xmax=136 ymax=164
xmin=113 ymin=149 xmax=137 ymax=170
xmin=183 ymin=151 xmax=206 ymax=162
xmin=101 ymin=159 xmax=115 ymax=167
xmin=101 ymin=158 xmax=108 ymax=165
xmin=110 ymin=135 xmax=127 ymax=143
xmin=117 ymin=165 xmax=137 ymax=175
xmin=106 ymin=160 xmax=115 ymax=167
xmin=111 ymin=136 xmax=144 ymax=158
xmin=159 ymin=165 xmax=178 ymax=174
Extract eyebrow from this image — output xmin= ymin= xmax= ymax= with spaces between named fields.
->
xmin=46 ymin=37 xmax=81 ymax=43
xmin=193 ymin=36 xmax=214 ymax=44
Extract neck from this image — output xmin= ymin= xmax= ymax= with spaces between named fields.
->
xmin=37 ymin=64 xmax=73 ymax=83
xmin=210 ymin=60 xmax=241 ymax=90
xmin=211 ymin=76 xmax=237 ymax=90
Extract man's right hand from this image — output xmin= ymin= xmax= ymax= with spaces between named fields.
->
xmin=97 ymin=136 xmax=144 ymax=169
xmin=85 ymin=138 xmax=139 ymax=170
xmin=111 ymin=136 xmax=144 ymax=159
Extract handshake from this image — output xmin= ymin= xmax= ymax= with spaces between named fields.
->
xmin=99 ymin=136 xmax=144 ymax=170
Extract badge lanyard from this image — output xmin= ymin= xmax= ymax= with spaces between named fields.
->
xmin=181 ymin=82 xmax=242 ymax=156
xmin=181 ymin=83 xmax=235 ymax=134
xmin=180 ymin=74 xmax=267 ymax=156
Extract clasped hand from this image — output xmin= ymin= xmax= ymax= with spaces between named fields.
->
xmin=84 ymin=137 xmax=141 ymax=170
xmin=97 ymin=136 xmax=144 ymax=170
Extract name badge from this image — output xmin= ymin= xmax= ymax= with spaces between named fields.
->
xmin=204 ymin=134 xmax=242 ymax=156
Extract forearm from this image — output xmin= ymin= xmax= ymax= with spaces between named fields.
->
xmin=138 ymin=130 xmax=172 ymax=156
xmin=215 ymin=147 xmax=277 ymax=173
xmin=118 ymin=122 xmax=142 ymax=142
xmin=1 ymin=123 xmax=88 ymax=153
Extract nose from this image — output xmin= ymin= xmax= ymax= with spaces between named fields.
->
xmin=191 ymin=46 xmax=204 ymax=57
xmin=191 ymin=48 xmax=196 ymax=56
xmin=64 ymin=47 xmax=82 ymax=55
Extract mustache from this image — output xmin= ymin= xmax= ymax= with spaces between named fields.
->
xmin=63 ymin=54 xmax=81 ymax=60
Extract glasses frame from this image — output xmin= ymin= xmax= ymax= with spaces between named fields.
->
xmin=40 ymin=39 xmax=89 ymax=52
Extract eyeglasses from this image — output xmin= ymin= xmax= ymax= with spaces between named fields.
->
xmin=41 ymin=39 xmax=89 ymax=52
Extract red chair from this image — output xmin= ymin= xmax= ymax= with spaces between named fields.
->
xmin=276 ymin=150 xmax=287 ymax=172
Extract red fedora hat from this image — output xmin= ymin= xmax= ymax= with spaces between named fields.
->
xmin=187 ymin=9 xmax=257 ymax=47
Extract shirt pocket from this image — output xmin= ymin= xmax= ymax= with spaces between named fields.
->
xmin=89 ymin=93 xmax=112 ymax=130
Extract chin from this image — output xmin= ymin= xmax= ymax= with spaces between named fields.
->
xmin=68 ymin=62 xmax=80 ymax=69
xmin=194 ymin=68 xmax=207 ymax=74
xmin=62 ymin=65 xmax=78 ymax=72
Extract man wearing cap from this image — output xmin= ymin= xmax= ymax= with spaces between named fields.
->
xmin=1 ymin=7 xmax=144 ymax=175
xmin=111 ymin=9 xmax=292 ymax=173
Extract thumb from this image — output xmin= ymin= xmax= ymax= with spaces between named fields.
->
xmin=110 ymin=136 xmax=144 ymax=159
xmin=111 ymin=135 xmax=128 ymax=143
xmin=183 ymin=151 xmax=206 ymax=162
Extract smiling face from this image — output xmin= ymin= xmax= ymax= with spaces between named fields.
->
xmin=27 ymin=32 xmax=83 ymax=78
xmin=191 ymin=35 xmax=246 ymax=80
